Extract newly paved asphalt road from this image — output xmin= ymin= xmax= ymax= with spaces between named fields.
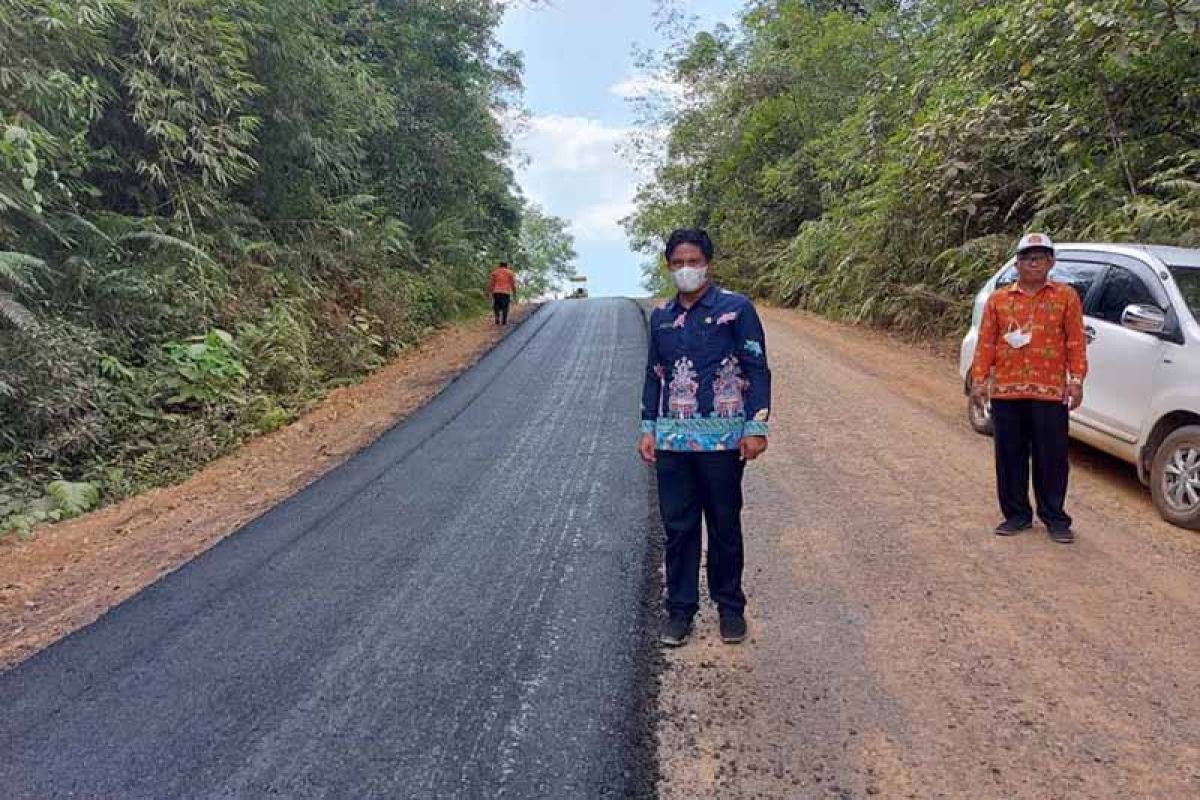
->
xmin=0 ymin=299 xmax=660 ymax=799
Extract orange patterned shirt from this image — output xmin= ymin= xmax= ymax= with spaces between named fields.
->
xmin=970 ymin=280 xmax=1088 ymax=401
xmin=488 ymin=266 xmax=516 ymax=296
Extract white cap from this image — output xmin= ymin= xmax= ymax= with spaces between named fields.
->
xmin=1016 ymin=232 xmax=1055 ymax=254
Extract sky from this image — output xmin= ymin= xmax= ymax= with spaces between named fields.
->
xmin=499 ymin=0 xmax=742 ymax=298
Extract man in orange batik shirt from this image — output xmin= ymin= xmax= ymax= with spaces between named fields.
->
xmin=971 ymin=233 xmax=1087 ymax=544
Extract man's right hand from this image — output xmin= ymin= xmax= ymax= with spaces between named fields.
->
xmin=638 ymin=433 xmax=657 ymax=464
xmin=970 ymin=380 xmax=989 ymax=409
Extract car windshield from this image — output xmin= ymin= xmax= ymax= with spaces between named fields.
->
xmin=995 ymin=262 xmax=1098 ymax=301
xmin=1168 ymin=265 xmax=1200 ymax=321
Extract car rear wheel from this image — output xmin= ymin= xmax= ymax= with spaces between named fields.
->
xmin=1151 ymin=425 xmax=1200 ymax=530
xmin=966 ymin=380 xmax=993 ymax=436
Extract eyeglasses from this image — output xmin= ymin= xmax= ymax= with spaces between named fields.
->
xmin=1016 ymin=253 xmax=1053 ymax=265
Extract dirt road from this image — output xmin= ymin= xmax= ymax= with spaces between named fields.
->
xmin=5 ymin=299 xmax=1198 ymax=799
xmin=657 ymin=309 xmax=1200 ymax=799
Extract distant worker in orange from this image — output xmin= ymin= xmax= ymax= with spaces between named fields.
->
xmin=488 ymin=262 xmax=517 ymax=325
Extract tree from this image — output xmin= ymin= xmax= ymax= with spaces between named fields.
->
xmin=627 ymin=0 xmax=1200 ymax=331
xmin=516 ymin=203 xmax=576 ymax=297
xmin=0 ymin=0 xmax=544 ymax=531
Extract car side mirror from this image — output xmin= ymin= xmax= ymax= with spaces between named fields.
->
xmin=1121 ymin=304 xmax=1167 ymax=334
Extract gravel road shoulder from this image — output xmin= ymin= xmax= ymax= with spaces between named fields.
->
xmin=656 ymin=308 xmax=1200 ymax=800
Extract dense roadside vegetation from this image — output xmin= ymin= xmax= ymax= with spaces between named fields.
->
xmin=0 ymin=0 xmax=574 ymax=536
xmin=629 ymin=0 xmax=1199 ymax=331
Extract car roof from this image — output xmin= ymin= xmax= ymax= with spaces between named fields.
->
xmin=1054 ymin=242 xmax=1200 ymax=268
xmin=1140 ymin=244 xmax=1200 ymax=268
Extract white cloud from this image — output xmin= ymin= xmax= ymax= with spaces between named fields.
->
xmin=609 ymin=74 xmax=684 ymax=100
xmin=512 ymin=114 xmax=641 ymax=247
xmin=572 ymin=199 xmax=636 ymax=243
xmin=519 ymin=114 xmax=632 ymax=172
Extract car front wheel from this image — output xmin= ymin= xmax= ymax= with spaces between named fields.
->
xmin=1151 ymin=425 xmax=1200 ymax=530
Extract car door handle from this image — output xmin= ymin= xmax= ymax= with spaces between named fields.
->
xmin=1084 ymin=325 xmax=1096 ymax=343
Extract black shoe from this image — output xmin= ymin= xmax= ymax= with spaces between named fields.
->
xmin=1048 ymin=526 xmax=1075 ymax=544
xmin=994 ymin=519 xmax=1032 ymax=536
xmin=660 ymin=616 xmax=692 ymax=647
xmin=719 ymin=614 xmax=747 ymax=645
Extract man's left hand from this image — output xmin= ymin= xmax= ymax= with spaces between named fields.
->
xmin=739 ymin=435 xmax=768 ymax=461
xmin=1065 ymin=384 xmax=1083 ymax=410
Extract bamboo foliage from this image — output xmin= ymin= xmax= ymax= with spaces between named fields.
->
xmin=0 ymin=0 xmax=576 ymax=533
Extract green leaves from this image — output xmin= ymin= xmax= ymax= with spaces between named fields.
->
xmin=518 ymin=204 xmax=578 ymax=297
xmin=0 ymin=251 xmax=50 ymax=330
xmin=631 ymin=0 xmax=1200 ymax=332
xmin=46 ymin=480 xmax=101 ymax=516
xmin=159 ymin=329 xmax=249 ymax=407
xmin=1 ymin=122 xmax=48 ymax=213
xmin=0 ymin=480 xmax=100 ymax=540
xmin=120 ymin=0 xmax=265 ymax=221
xmin=1 ymin=0 xmax=527 ymax=525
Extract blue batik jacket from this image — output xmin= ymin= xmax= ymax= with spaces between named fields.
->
xmin=641 ymin=285 xmax=771 ymax=452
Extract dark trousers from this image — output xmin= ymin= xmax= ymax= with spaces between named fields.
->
xmin=492 ymin=292 xmax=511 ymax=324
xmin=655 ymin=450 xmax=747 ymax=620
xmin=991 ymin=399 xmax=1072 ymax=529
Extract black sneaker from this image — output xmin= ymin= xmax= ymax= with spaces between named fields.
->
xmin=994 ymin=519 xmax=1032 ymax=536
xmin=660 ymin=616 xmax=692 ymax=647
xmin=1048 ymin=526 xmax=1075 ymax=544
xmin=719 ymin=614 xmax=748 ymax=645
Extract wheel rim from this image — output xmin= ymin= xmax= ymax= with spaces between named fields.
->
xmin=970 ymin=398 xmax=992 ymax=428
xmin=1162 ymin=444 xmax=1200 ymax=514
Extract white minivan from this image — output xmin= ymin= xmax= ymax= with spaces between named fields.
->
xmin=959 ymin=243 xmax=1200 ymax=529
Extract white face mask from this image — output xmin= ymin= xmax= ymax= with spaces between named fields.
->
xmin=1004 ymin=329 xmax=1032 ymax=349
xmin=672 ymin=266 xmax=708 ymax=293
xmin=1004 ymin=323 xmax=1032 ymax=349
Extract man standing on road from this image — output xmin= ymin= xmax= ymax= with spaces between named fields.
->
xmin=488 ymin=261 xmax=517 ymax=325
xmin=638 ymin=228 xmax=771 ymax=647
xmin=970 ymin=233 xmax=1087 ymax=543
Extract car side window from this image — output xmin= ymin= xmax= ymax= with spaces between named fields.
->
xmin=1048 ymin=260 xmax=1105 ymax=303
xmin=993 ymin=258 xmax=1103 ymax=301
xmin=1092 ymin=265 xmax=1162 ymax=325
